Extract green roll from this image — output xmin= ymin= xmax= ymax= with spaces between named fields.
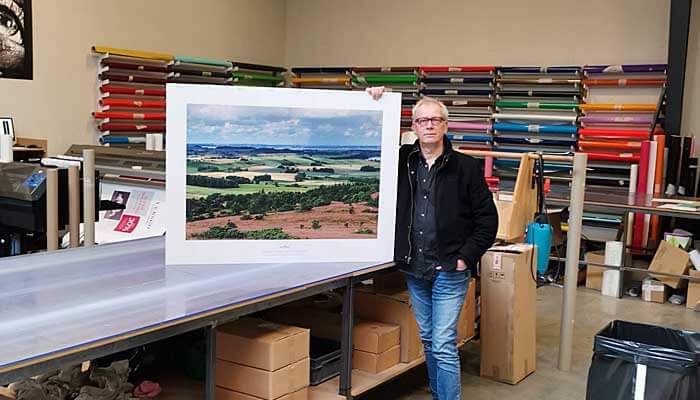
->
xmin=232 ymin=71 xmax=284 ymax=83
xmin=353 ymin=74 xmax=417 ymax=85
xmin=496 ymin=101 xmax=578 ymax=110
xmin=174 ymin=55 xmax=233 ymax=68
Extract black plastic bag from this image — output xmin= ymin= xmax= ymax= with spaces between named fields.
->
xmin=586 ymin=320 xmax=700 ymax=400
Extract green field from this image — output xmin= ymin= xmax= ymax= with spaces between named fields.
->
xmin=186 ymin=152 xmax=378 ymax=199
xmin=186 ymin=180 xmax=347 ymax=199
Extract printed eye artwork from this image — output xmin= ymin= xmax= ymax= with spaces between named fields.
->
xmin=0 ymin=0 xmax=31 ymax=80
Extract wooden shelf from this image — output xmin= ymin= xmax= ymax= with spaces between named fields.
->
xmin=309 ymin=336 xmax=473 ymax=399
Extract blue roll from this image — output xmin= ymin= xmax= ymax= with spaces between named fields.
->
xmin=494 ymin=122 xmax=578 ymax=135
xmin=99 ymin=135 xmax=145 ymax=145
xmin=447 ymin=133 xmax=491 ymax=143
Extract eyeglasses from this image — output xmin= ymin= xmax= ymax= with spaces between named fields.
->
xmin=414 ymin=117 xmax=446 ymax=126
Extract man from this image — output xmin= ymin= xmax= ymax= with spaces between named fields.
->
xmin=368 ymin=87 xmax=498 ymax=400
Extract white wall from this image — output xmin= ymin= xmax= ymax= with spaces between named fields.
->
xmin=285 ymin=0 xmax=669 ymax=66
xmin=0 ymin=0 xmax=287 ymax=154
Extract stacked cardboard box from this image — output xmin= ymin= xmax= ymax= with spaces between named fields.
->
xmin=216 ymin=318 xmax=310 ymax=400
xmin=352 ymin=321 xmax=400 ymax=373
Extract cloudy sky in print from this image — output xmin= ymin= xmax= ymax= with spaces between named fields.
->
xmin=187 ymin=104 xmax=383 ymax=147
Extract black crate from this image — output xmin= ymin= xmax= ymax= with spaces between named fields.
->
xmin=310 ymin=337 xmax=342 ymax=386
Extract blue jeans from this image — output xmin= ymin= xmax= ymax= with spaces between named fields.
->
xmin=406 ymin=270 xmax=470 ymax=400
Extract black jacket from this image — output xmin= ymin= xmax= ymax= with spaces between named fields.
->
xmin=394 ymin=138 xmax=499 ymax=278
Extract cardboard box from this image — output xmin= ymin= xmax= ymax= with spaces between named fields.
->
xmin=215 ymin=386 xmax=308 ymax=400
xmin=687 ymin=270 xmax=700 ymax=311
xmin=370 ymin=273 xmax=475 ymax=342
xmin=352 ymin=345 xmax=400 ymax=374
xmin=354 ymin=289 xmax=423 ymax=363
xmin=480 ymin=244 xmax=537 ymax=384
xmin=642 ymin=278 xmax=670 ymax=303
xmin=353 ymin=321 xmax=400 ymax=354
xmin=585 ymin=250 xmax=606 ymax=291
xmin=649 ymin=240 xmax=691 ymax=289
xmin=264 ymin=308 xmax=342 ymax=341
xmin=216 ymin=358 xmax=309 ymax=400
xmin=459 ymin=278 xmax=476 ymax=342
xmin=217 ymin=318 xmax=309 ymax=371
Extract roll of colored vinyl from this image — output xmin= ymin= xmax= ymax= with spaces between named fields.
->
xmin=578 ymin=140 xmax=642 ymax=151
xmin=494 ymin=122 xmax=577 ymax=135
xmin=422 ymin=76 xmax=493 ymax=84
xmin=93 ymin=111 xmax=165 ymax=121
xmin=498 ymin=66 xmax=580 ymax=74
xmin=579 ymin=104 xmax=656 ymax=112
xmin=231 ymin=71 xmax=284 ymax=83
xmin=99 ymin=98 xmax=166 ymax=109
xmin=583 ymin=78 xmax=665 ymax=87
xmin=448 ymin=121 xmax=492 ymax=131
xmin=353 ymin=74 xmax=418 ymax=85
xmin=493 ymin=113 xmax=577 ymax=123
xmin=99 ymin=135 xmax=146 ymax=144
xmin=100 ymin=85 xmax=166 ymax=97
xmin=92 ymin=46 xmax=174 ymax=61
xmin=578 ymin=128 xmax=649 ymax=139
xmin=583 ymin=64 xmax=667 ymax=74
xmin=420 ymin=66 xmax=495 ymax=73
xmin=496 ymin=101 xmax=578 ymax=110
xmin=174 ymin=55 xmax=232 ymax=68
xmin=578 ymin=115 xmax=653 ymax=125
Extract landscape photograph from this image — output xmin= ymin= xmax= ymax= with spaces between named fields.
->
xmin=185 ymin=103 xmax=383 ymax=240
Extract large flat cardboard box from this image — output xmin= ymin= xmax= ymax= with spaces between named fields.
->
xmin=353 ymin=320 xmax=400 ymax=353
xmin=353 ymin=345 xmax=400 ymax=374
xmin=264 ymin=308 xmax=342 ymax=341
xmin=217 ymin=318 xmax=309 ymax=371
xmin=687 ymin=270 xmax=700 ymax=311
xmin=585 ymin=250 xmax=606 ymax=291
xmin=216 ymin=358 xmax=310 ymax=400
xmin=215 ymin=386 xmax=308 ymax=400
xmin=480 ymin=244 xmax=537 ymax=384
xmin=649 ymin=240 xmax=691 ymax=289
xmin=354 ymin=289 xmax=423 ymax=363
xmin=642 ymin=278 xmax=670 ymax=303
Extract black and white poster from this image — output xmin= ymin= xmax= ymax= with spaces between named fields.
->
xmin=0 ymin=0 xmax=32 ymax=80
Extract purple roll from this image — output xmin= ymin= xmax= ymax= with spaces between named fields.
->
xmin=578 ymin=115 xmax=654 ymax=125
xmin=448 ymin=121 xmax=492 ymax=131
xmin=583 ymin=64 xmax=667 ymax=74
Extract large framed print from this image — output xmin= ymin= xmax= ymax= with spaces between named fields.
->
xmin=166 ymin=84 xmax=401 ymax=265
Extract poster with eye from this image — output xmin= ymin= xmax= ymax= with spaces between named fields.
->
xmin=0 ymin=0 xmax=31 ymax=80
xmin=166 ymin=84 xmax=401 ymax=265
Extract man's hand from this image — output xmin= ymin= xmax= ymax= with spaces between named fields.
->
xmin=366 ymin=86 xmax=385 ymax=101
xmin=456 ymin=259 xmax=468 ymax=271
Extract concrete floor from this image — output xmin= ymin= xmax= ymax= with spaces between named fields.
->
xmin=362 ymin=285 xmax=700 ymax=400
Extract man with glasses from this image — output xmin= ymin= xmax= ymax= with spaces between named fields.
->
xmin=368 ymin=88 xmax=498 ymax=400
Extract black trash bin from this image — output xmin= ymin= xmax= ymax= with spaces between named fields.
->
xmin=586 ymin=320 xmax=700 ymax=400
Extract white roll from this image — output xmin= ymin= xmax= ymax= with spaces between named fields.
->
xmin=146 ymin=134 xmax=156 ymax=151
xmin=0 ymin=134 xmax=13 ymax=162
xmin=153 ymin=134 xmax=164 ymax=151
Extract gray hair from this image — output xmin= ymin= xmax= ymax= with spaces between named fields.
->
xmin=412 ymin=97 xmax=449 ymax=121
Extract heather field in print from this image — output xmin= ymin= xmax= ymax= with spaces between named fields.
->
xmin=185 ymin=104 xmax=383 ymax=240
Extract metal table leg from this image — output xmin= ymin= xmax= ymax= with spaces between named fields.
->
xmin=205 ymin=325 xmax=216 ymax=400
xmin=339 ymin=278 xmax=354 ymax=399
